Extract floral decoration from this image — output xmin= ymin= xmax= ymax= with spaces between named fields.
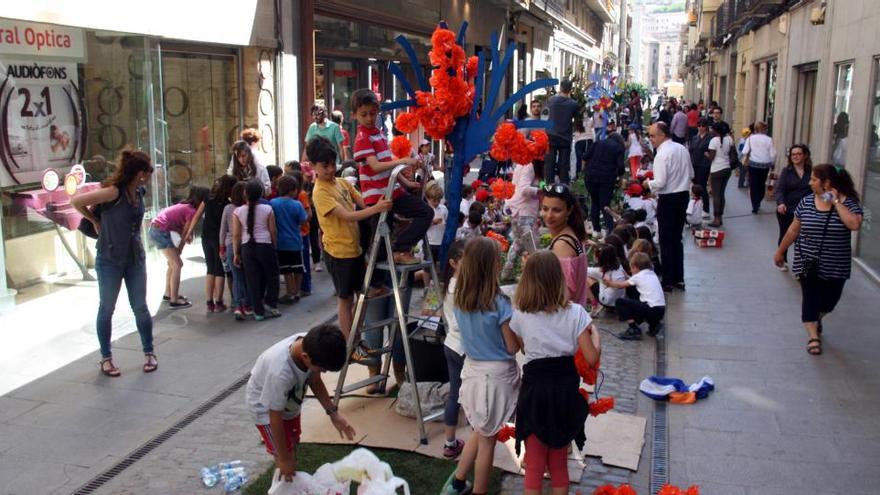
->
xmin=390 ymin=135 xmax=413 ymax=159
xmin=489 ymin=122 xmax=550 ymax=164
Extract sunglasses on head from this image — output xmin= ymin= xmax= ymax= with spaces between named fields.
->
xmin=542 ymin=183 xmax=570 ymax=196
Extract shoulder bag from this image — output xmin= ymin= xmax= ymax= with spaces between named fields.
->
xmin=728 ymin=136 xmax=741 ymax=170
xmin=796 ymin=206 xmax=833 ymax=279
xmin=77 ymin=186 xmax=121 ymax=239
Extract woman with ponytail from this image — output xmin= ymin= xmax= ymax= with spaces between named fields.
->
xmin=774 ymin=164 xmax=863 ymax=356
xmin=71 ymin=148 xmax=156 ymax=376
xmin=232 ymin=180 xmax=280 ymax=320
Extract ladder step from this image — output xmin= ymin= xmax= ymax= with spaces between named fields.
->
xmin=362 ymin=317 xmax=400 ymax=331
xmin=376 ymin=260 xmax=434 ymax=272
xmin=422 ymin=409 xmax=445 ymax=422
xmin=341 ymin=375 xmax=388 ymax=394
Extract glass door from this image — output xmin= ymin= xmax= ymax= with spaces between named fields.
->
xmin=161 ymin=50 xmax=240 ymax=202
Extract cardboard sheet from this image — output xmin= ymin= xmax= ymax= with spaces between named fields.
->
xmin=583 ymin=411 xmax=647 ymax=470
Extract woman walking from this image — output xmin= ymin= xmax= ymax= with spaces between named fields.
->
xmin=774 ymin=145 xmax=813 ymax=270
xmin=71 ymin=148 xmax=156 ymax=376
xmin=774 ymin=164 xmax=863 ymax=355
xmin=706 ymin=121 xmax=733 ymax=228
xmin=742 ymin=121 xmax=777 ymax=213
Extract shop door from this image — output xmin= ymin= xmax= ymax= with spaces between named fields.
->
xmin=161 ymin=50 xmax=240 ymax=201
xmin=793 ymin=65 xmax=818 ymax=146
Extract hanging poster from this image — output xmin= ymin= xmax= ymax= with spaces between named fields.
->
xmin=0 ymin=60 xmax=84 ymax=186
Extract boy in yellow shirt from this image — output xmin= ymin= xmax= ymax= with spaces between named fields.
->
xmin=309 ymin=136 xmax=392 ymax=338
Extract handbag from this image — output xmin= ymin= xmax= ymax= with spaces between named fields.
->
xmin=77 ymin=187 xmax=120 ymax=239
xmin=797 ymin=207 xmax=832 ymax=278
xmin=728 ymin=136 xmax=741 ymax=170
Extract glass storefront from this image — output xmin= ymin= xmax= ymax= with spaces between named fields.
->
xmin=830 ymin=62 xmax=853 ymax=168
xmin=0 ymin=18 xmax=255 ymax=293
xmin=858 ymin=57 xmax=880 ymax=274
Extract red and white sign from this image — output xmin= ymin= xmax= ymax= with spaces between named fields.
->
xmin=0 ymin=20 xmax=84 ymax=60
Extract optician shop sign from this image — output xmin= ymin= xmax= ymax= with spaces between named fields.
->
xmin=0 ymin=20 xmax=84 ymax=186
xmin=0 ymin=19 xmax=85 ymax=60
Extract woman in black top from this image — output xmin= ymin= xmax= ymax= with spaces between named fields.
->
xmin=774 ymin=164 xmax=863 ymax=355
xmin=773 ymin=145 xmax=813 ymax=270
xmin=71 ymin=149 xmax=155 ymax=376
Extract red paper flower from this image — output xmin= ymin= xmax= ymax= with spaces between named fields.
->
xmin=590 ymin=397 xmax=615 ymax=416
xmin=592 ymin=485 xmax=618 ymax=495
xmin=487 ymin=230 xmax=509 ymax=252
xmin=496 ymin=424 xmax=516 ymax=442
xmin=471 ymin=179 xmax=484 ymax=189
xmin=657 ymin=485 xmax=682 ymax=495
xmin=684 ymin=487 xmax=700 ymax=495
xmin=395 ymin=112 xmax=420 ymax=133
xmin=466 ymin=55 xmax=478 ymax=79
xmin=617 ymin=485 xmax=637 ymax=495
xmin=574 ymin=351 xmax=600 ymax=385
xmin=528 ymin=130 xmax=550 ymax=158
xmin=390 ymin=135 xmax=412 ymax=159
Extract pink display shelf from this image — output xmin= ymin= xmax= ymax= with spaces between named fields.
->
xmin=11 ymin=182 xmax=101 ymax=231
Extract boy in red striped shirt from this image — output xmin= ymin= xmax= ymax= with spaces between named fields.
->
xmin=351 ymin=89 xmax=433 ymax=265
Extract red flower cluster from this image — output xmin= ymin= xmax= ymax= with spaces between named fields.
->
xmin=489 ymin=179 xmax=515 ymax=200
xmin=574 ymin=350 xmax=600 ymax=386
xmin=390 ymin=135 xmax=413 ymax=159
xmin=393 ymin=27 xmax=475 ymax=139
xmin=496 ymin=424 xmax=516 ymax=442
xmin=486 ymin=230 xmax=510 ymax=252
xmin=658 ymin=485 xmax=700 ymax=495
xmin=589 ymin=397 xmax=615 ymax=417
xmin=471 ymin=179 xmax=484 ymax=190
xmin=593 ymin=484 xmax=637 ymax=495
xmin=489 ymin=123 xmax=550 ymax=164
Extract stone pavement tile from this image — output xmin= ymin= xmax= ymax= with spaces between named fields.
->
xmin=0 ymin=455 xmax=93 ymax=495
xmin=830 ymin=433 xmax=880 ymax=464
xmin=682 ymin=428 xmax=736 ymax=458
xmin=676 ymin=344 xmax=757 ymax=361
xmin=0 ymin=396 xmax=41 ymax=425
xmin=731 ymin=431 xmax=843 ymax=461
xmin=676 ymin=405 xmax=780 ymax=434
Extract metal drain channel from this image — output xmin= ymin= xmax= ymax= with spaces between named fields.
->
xmin=72 ymin=314 xmax=339 ymax=495
xmin=649 ymin=333 xmax=669 ymax=494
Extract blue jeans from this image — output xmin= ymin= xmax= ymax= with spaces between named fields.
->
xmin=301 ymin=234 xmax=312 ymax=293
xmin=443 ymin=347 xmax=464 ymax=427
xmin=96 ymin=256 xmax=153 ymax=359
xmin=225 ymin=242 xmax=250 ymax=307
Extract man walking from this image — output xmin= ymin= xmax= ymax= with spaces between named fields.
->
xmin=584 ymin=120 xmax=625 ymax=234
xmin=670 ymin=104 xmax=688 ymax=144
xmin=644 ymin=122 xmax=693 ymax=291
xmin=544 ymin=79 xmax=580 ymax=184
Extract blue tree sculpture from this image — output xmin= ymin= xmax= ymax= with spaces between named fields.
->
xmin=381 ymin=22 xmax=558 ymax=262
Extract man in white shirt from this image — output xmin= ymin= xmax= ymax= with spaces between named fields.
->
xmin=644 ymin=122 xmax=693 ymax=291
xmin=741 ymin=121 xmax=777 ymax=214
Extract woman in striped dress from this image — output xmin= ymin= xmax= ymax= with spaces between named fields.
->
xmin=774 ymin=164 xmax=863 ymax=355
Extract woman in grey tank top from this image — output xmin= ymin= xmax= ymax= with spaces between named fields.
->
xmin=72 ymin=149 xmax=155 ymax=376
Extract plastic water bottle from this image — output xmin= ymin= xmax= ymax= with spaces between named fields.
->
xmin=216 ymin=460 xmax=243 ymax=470
xmin=200 ymin=467 xmax=220 ymax=488
xmin=223 ymin=473 xmax=248 ymax=493
xmin=219 ymin=467 xmax=247 ymax=481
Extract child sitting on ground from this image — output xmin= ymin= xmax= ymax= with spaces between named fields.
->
xmin=351 ymin=88 xmax=432 ymax=265
xmin=444 ymin=237 xmax=519 ymax=495
xmin=246 ymin=324 xmax=356 ymax=482
xmin=310 ymin=136 xmax=392 ymax=337
xmin=686 ymin=184 xmax=705 ymax=229
xmin=587 ymin=244 xmax=627 ymax=317
xmin=506 ymin=250 xmax=600 ymax=495
xmin=270 ymin=175 xmax=308 ymax=304
xmin=456 ymin=202 xmax=485 ymax=241
xmin=604 ymin=252 xmax=666 ymax=340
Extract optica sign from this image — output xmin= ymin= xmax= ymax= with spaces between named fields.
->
xmin=0 ymin=19 xmax=84 ymax=60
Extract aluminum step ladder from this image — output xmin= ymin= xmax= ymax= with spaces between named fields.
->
xmin=332 ymin=164 xmax=445 ymax=445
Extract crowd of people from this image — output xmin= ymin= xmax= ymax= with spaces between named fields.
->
xmin=71 ymin=80 xmax=864 ymax=494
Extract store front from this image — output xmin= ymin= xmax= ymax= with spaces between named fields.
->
xmin=0 ymin=17 xmax=275 ymax=300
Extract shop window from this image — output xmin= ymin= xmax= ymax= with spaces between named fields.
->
xmin=857 ymin=57 xmax=880 ymax=273
xmin=793 ymin=64 xmax=818 ymax=146
xmin=831 ymin=62 xmax=854 ymax=168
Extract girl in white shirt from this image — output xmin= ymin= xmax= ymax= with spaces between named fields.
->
xmin=233 ymin=180 xmax=279 ymax=320
xmin=627 ymin=127 xmax=645 ymax=179
xmin=587 ymin=244 xmax=627 ymax=316
xmin=505 ymin=251 xmax=600 ymax=495
xmin=706 ymin=121 xmax=734 ymax=227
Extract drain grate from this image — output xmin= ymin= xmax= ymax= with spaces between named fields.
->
xmin=649 ymin=333 xmax=669 ymax=494
xmin=71 ymin=373 xmax=251 ymax=495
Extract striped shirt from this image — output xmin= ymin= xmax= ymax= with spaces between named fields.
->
xmin=354 ymin=124 xmax=404 ymax=205
xmin=793 ymin=196 xmax=862 ymax=279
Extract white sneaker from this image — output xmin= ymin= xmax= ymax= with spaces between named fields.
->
xmin=701 ymin=212 xmax=711 ymax=220
xmin=315 ymin=262 xmax=324 ymax=272
xmin=778 ymin=263 xmax=789 ymax=272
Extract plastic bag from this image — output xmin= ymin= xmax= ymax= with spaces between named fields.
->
xmin=267 ymin=468 xmax=349 ymax=495
xmin=393 ymin=382 xmax=448 ymax=419
xmin=331 ymin=448 xmax=410 ymax=495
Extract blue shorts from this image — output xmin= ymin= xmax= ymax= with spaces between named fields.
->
xmin=148 ymin=226 xmax=175 ymax=249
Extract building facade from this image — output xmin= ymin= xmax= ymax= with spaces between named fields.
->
xmin=683 ymin=0 xmax=880 ymax=280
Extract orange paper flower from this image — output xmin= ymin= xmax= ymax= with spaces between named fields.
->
xmin=486 ymin=230 xmax=509 ymax=252
xmin=685 ymin=487 xmax=700 ymax=495
xmin=617 ymin=485 xmax=637 ymax=495
xmin=574 ymin=350 xmax=600 ymax=385
xmin=390 ymin=135 xmax=412 ymax=159
xmin=496 ymin=424 xmax=516 ymax=442
xmin=657 ymin=485 xmax=682 ymax=495
xmin=490 ymin=124 xmax=549 ymax=164
xmin=590 ymin=397 xmax=615 ymax=416
xmin=490 ymin=179 xmax=516 ymax=201
xmin=592 ymin=485 xmax=618 ymax=495
xmin=395 ymin=112 xmax=420 ymax=133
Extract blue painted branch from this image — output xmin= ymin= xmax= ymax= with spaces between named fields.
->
xmin=484 ymin=40 xmax=517 ymax=116
xmin=470 ymin=52 xmax=486 ymax=121
xmin=395 ymin=34 xmax=430 ymax=91
xmin=380 ymin=99 xmax=418 ymax=111
xmin=457 ymin=21 xmax=468 ymax=46
xmin=388 ymin=63 xmax=416 ymax=99
xmin=514 ymin=120 xmax=553 ymax=129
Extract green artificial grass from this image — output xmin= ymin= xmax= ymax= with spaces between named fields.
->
xmin=243 ymin=443 xmax=504 ymax=494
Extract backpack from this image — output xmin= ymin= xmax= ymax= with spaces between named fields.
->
xmin=728 ymin=136 xmax=741 ymax=170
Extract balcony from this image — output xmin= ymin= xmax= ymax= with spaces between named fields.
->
xmin=743 ymin=0 xmax=786 ymax=16
xmin=586 ymin=0 xmax=616 ymax=24
xmin=701 ymin=0 xmax=723 ymax=13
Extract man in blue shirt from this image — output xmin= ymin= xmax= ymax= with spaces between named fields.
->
xmin=544 ymin=79 xmax=581 ymax=184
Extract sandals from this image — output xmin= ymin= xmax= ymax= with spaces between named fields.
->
xmin=806 ymin=338 xmax=822 ymax=356
xmin=163 ymin=294 xmax=189 ymax=302
xmin=99 ymin=358 xmax=121 ymax=377
xmin=143 ymin=353 xmax=159 ymax=373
